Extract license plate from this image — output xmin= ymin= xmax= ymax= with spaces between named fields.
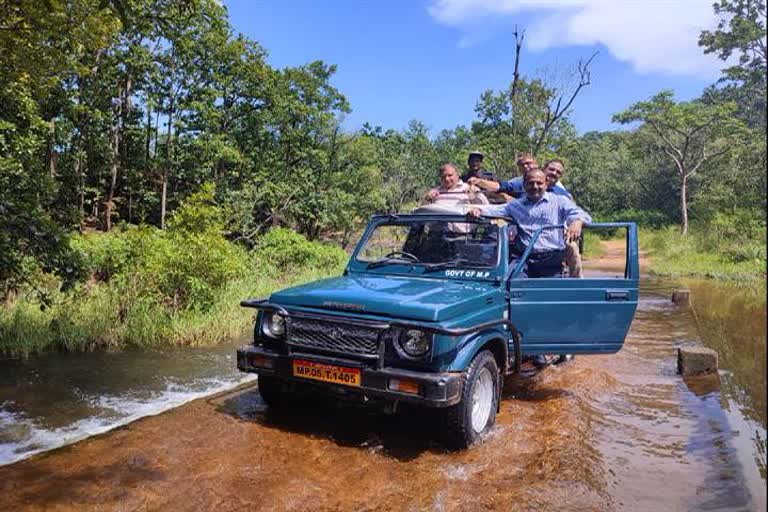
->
xmin=292 ymin=359 xmax=361 ymax=387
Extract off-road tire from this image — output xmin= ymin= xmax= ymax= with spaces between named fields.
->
xmin=439 ymin=350 xmax=500 ymax=449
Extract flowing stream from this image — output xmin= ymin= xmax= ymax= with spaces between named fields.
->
xmin=0 ymin=338 xmax=255 ymax=466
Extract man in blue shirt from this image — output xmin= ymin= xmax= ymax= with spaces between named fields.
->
xmin=468 ymin=169 xmax=591 ymax=278
xmin=496 ymin=159 xmax=572 ymax=199
xmin=468 ymin=156 xmax=572 ymax=199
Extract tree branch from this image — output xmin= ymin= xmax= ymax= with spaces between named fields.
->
xmin=532 ymin=51 xmax=597 ymax=154
xmin=685 ymin=146 xmax=730 ymax=178
xmin=509 ymin=26 xmax=524 ymax=141
xmin=662 ymin=146 xmax=685 ymax=175
xmin=648 ymin=119 xmax=683 ymax=160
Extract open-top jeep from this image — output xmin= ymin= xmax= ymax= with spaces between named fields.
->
xmin=237 ymin=210 xmax=639 ymax=447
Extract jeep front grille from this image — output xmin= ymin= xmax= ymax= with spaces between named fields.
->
xmin=288 ymin=318 xmax=380 ymax=357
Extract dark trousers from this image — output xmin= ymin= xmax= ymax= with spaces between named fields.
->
xmin=510 ymin=249 xmax=566 ymax=278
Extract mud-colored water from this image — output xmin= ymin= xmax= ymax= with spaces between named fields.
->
xmin=0 ymin=278 xmax=764 ymax=511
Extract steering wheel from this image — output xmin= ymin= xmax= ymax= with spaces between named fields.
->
xmin=384 ymin=251 xmax=420 ymax=262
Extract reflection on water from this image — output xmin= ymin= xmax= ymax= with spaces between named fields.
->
xmin=596 ymin=278 xmax=766 ymax=511
xmin=684 ymin=279 xmax=767 ymax=491
xmin=684 ymin=279 xmax=767 ymax=428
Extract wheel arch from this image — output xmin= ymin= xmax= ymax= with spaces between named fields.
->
xmin=448 ymin=330 xmax=508 ymax=374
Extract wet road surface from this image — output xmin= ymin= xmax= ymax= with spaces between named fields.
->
xmin=1 ymin=277 xmax=764 ymax=511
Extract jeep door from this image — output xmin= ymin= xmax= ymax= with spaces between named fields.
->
xmin=507 ymin=223 xmax=639 ymax=355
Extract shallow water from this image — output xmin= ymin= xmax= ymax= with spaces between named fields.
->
xmin=0 ymin=278 xmax=765 ymax=511
xmin=0 ymin=338 xmax=255 ymax=466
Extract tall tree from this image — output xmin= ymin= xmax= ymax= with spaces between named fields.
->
xmin=699 ymin=0 xmax=767 ymax=129
xmin=613 ymin=91 xmax=748 ymax=234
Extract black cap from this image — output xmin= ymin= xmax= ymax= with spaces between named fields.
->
xmin=468 ymin=150 xmax=484 ymax=159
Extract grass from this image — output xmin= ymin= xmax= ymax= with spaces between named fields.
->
xmin=640 ymin=226 xmax=766 ymax=281
xmin=581 ymin=231 xmax=607 ymax=260
xmin=0 ymin=264 xmax=343 ymax=358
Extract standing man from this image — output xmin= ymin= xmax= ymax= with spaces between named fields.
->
xmin=542 ymin=159 xmax=582 ymax=277
xmin=461 ymin=150 xmax=497 ymax=183
xmin=423 ymin=162 xmax=488 ymax=207
xmin=542 ymin=159 xmax=571 ymax=198
xmin=468 ymin=153 xmax=540 ymax=199
xmin=467 ymin=168 xmax=591 ymax=278
xmin=460 ymin=151 xmax=507 ymax=204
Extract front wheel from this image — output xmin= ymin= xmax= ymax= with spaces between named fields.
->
xmin=439 ymin=350 xmax=500 ymax=449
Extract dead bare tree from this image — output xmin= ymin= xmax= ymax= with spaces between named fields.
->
xmin=532 ymin=51 xmax=598 ymax=155
xmin=508 ymin=26 xmax=524 ymax=142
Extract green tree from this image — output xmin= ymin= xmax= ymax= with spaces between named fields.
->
xmin=613 ymin=91 xmax=749 ymax=234
xmin=699 ymin=0 xmax=767 ymax=129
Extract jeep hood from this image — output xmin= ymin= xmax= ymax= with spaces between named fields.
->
xmin=269 ymin=274 xmax=499 ymax=322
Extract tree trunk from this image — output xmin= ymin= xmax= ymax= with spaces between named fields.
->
xmin=75 ymin=154 xmax=84 ymax=231
xmin=122 ymin=75 xmax=132 ymax=225
xmin=161 ymin=93 xmax=174 ymax=230
xmin=46 ymin=119 xmax=56 ymax=178
xmin=106 ymin=125 xmax=119 ymax=231
xmin=680 ymin=174 xmax=689 ymax=235
xmin=104 ymin=92 xmax=122 ymax=231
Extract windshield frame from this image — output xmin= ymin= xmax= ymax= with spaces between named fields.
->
xmin=348 ymin=214 xmax=508 ymax=281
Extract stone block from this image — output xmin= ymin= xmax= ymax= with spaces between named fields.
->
xmin=677 ymin=346 xmax=718 ymax=377
xmin=672 ymin=289 xmax=690 ymax=305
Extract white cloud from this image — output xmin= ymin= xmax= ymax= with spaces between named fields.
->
xmin=427 ymin=0 xmax=723 ymax=77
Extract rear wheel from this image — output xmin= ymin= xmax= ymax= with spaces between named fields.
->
xmin=440 ymin=350 xmax=500 ymax=449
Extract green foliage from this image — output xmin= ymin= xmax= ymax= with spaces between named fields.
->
xmin=71 ymin=229 xmax=137 ymax=281
xmin=253 ymin=228 xmax=348 ymax=271
xmin=166 ymin=183 xmax=223 ymax=234
xmin=641 ymin=220 xmax=766 ymax=280
xmin=613 ymin=90 xmax=750 ymax=234
xmin=0 ymin=222 xmax=347 ymax=357
xmin=72 ymin=189 xmax=249 ymax=311
xmin=597 ymin=209 xmax=673 ymax=229
xmin=699 ymin=0 xmax=767 ymax=130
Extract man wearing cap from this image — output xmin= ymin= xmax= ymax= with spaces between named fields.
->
xmin=461 ymin=151 xmax=497 ymax=183
xmin=461 ymin=151 xmax=509 ymax=204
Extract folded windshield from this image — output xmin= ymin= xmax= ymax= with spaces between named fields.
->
xmin=356 ymin=220 xmax=499 ymax=269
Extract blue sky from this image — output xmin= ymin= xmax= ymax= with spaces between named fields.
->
xmin=224 ymin=0 xmax=725 ymax=135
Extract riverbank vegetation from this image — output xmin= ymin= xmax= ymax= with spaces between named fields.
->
xmin=1 ymin=0 xmax=765 ymax=356
xmin=640 ymin=209 xmax=766 ymax=280
xmin=0 ymin=189 xmax=346 ymax=357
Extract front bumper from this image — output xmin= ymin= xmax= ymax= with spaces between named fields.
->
xmin=236 ymin=344 xmax=463 ymax=407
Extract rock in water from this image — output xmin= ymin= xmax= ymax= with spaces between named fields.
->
xmin=671 ymin=290 xmax=690 ymax=306
xmin=677 ymin=347 xmax=718 ymax=376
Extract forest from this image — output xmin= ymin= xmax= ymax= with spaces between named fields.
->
xmin=1 ymin=0 xmax=765 ymax=356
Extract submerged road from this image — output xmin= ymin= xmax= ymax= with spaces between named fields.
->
xmin=0 ymin=265 xmax=763 ymax=511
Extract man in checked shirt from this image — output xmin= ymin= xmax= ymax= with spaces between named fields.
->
xmin=468 ymin=168 xmax=591 ymax=279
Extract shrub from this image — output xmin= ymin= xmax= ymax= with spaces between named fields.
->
xmin=253 ymin=227 xmax=348 ymax=270
xmin=71 ymin=228 xmax=149 ymax=281
xmin=597 ymin=209 xmax=672 ymax=229
xmin=130 ymin=230 xmax=249 ymax=311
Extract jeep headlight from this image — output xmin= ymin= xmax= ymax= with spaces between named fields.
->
xmin=396 ymin=329 xmax=431 ymax=358
xmin=262 ymin=313 xmax=286 ymax=338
